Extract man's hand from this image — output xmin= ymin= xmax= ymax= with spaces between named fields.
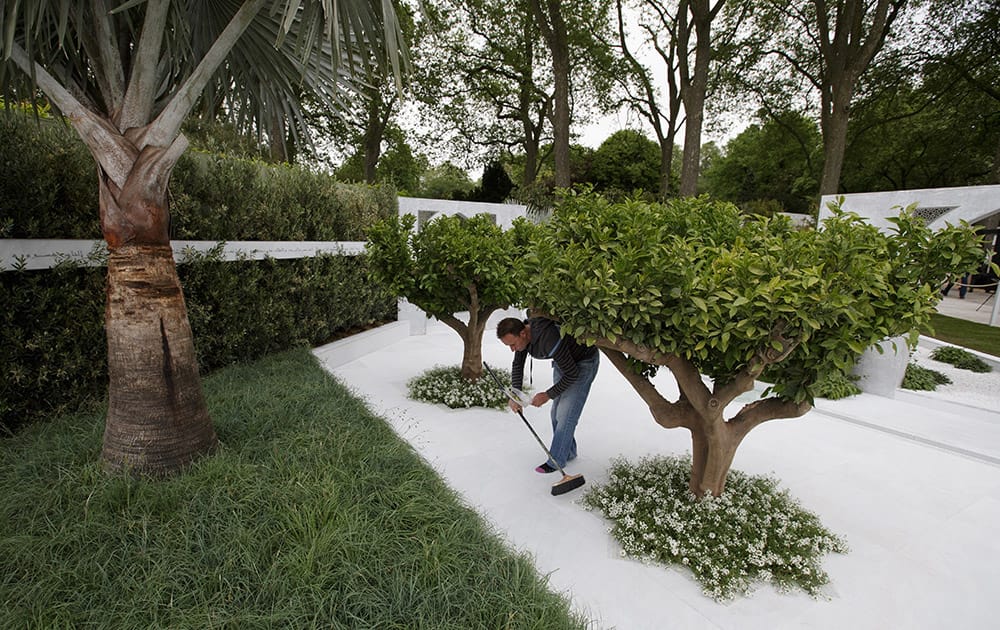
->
xmin=530 ymin=391 xmax=550 ymax=407
xmin=508 ymin=399 xmax=523 ymax=413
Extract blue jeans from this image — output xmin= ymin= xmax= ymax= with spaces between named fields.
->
xmin=547 ymin=354 xmax=599 ymax=469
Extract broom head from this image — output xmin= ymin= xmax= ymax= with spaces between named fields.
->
xmin=551 ymin=473 xmax=585 ymax=496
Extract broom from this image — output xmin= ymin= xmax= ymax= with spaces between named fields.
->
xmin=483 ymin=362 xmax=586 ymax=496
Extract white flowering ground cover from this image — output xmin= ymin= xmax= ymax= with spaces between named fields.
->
xmin=582 ymin=454 xmax=849 ymax=602
xmin=407 ymin=365 xmax=517 ymax=409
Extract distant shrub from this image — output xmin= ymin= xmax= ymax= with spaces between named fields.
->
xmin=902 ymin=363 xmax=952 ymax=391
xmin=813 ymin=371 xmax=862 ymax=399
xmin=929 ymin=346 xmax=992 ymax=373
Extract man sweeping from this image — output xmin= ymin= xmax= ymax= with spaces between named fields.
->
xmin=496 ymin=315 xmax=600 ymax=475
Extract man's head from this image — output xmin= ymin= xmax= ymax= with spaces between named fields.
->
xmin=497 ymin=317 xmax=530 ymax=352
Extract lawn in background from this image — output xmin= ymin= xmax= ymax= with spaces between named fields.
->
xmin=925 ymin=313 xmax=1000 ymax=357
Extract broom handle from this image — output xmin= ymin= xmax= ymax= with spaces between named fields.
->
xmin=515 ymin=408 xmax=568 ymax=477
xmin=483 ymin=362 xmax=568 ymax=477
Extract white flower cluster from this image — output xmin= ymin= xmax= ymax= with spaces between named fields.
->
xmin=581 ymin=454 xmax=849 ymax=602
xmin=407 ymin=365 xmax=511 ymax=409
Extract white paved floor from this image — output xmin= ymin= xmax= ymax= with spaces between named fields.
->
xmin=314 ymin=314 xmax=1000 ymax=630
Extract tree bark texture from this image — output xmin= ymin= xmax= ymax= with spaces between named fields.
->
xmin=98 ymin=144 xmax=217 ymax=475
xmin=530 ymin=0 xmax=573 ymax=188
xmin=598 ymin=340 xmax=810 ymax=497
xmin=441 ymin=310 xmax=490 ymax=381
xmin=678 ymin=0 xmax=717 ymax=197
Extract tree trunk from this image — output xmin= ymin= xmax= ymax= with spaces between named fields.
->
xmin=688 ymin=424 xmax=740 ymax=497
xmin=98 ymin=146 xmax=217 ymax=475
xmin=659 ymin=139 xmax=675 ymax=199
xmin=597 ymin=344 xmax=810 ymax=499
xmin=813 ymin=0 xmax=905 ymax=196
xmin=818 ymin=88 xmax=852 ymax=195
xmin=103 ymin=245 xmax=217 ymax=474
xmin=678 ymin=0 xmax=714 ymax=197
xmin=520 ymin=20 xmax=541 ymax=188
xmin=363 ymin=91 xmax=387 ymax=184
xmin=460 ymin=307 xmax=491 ymax=381
xmin=461 ymin=329 xmax=486 ymax=381
xmin=530 ymin=0 xmax=573 ymax=188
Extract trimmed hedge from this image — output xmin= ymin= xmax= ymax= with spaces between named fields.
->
xmin=1 ymin=111 xmax=396 ymax=241
xmin=2 ymin=113 xmax=397 ymax=435
xmin=170 ymin=154 xmax=397 ymax=241
xmin=1 ymin=252 xmax=395 ymax=435
xmin=0 ymin=113 xmax=100 ymax=238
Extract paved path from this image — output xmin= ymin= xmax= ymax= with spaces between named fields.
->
xmin=315 ymin=316 xmax=1000 ymax=630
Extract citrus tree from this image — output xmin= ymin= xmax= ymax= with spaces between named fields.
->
xmin=1 ymin=1 xmax=405 ymax=475
xmin=522 ymin=190 xmax=982 ymax=497
xmin=367 ymin=213 xmax=534 ymax=381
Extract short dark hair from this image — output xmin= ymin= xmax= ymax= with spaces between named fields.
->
xmin=496 ymin=317 xmax=525 ymax=338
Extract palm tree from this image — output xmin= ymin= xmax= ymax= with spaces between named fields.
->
xmin=1 ymin=0 xmax=406 ymax=475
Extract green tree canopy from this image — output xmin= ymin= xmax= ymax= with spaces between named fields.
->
xmin=366 ymin=213 xmax=535 ymax=380
xmin=520 ymin=190 xmax=983 ymax=496
xmin=841 ymin=69 xmax=999 ymax=192
xmin=702 ymin=111 xmax=821 ymax=214
xmin=589 ymin=129 xmax=662 ymax=197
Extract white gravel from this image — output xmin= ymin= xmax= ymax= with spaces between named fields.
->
xmin=908 ymin=343 xmax=1000 ymax=409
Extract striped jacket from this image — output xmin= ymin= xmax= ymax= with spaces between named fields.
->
xmin=510 ymin=317 xmax=598 ymax=399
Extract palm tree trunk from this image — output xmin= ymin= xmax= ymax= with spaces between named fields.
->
xmin=103 ymin=245 xmax=217 ymax=474
xmin=98 ymin=147 xmax=217 ymax=475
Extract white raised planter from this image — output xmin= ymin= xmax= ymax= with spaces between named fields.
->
xmin=851 ymin=335 xmax=910 ymax=398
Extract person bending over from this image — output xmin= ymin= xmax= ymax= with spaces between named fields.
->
xmin=497 ymin=316 xmax=599 ymax=473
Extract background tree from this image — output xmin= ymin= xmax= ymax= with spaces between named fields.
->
xmin=335 ymin=124 xmax=426 ymax=193
xmin=366 ymin=214 xmax=534 ymax=381
xmin=418 ymin=162 xmax=477 ymax=199
xmin=589 ymin=129 xmax=663 ymax=196
xmin=521 ymin=191 xmax=982 ymax=496
xmin=415 ymin=0 xmax=616 ymax=193
xmin=528 ymin=0 xmax=575 ymax=188
xmin=676 ymin=0 xmax=729 ymax=196
xmin=921 ymin=0 xmax=1000 ymax=183
xmin=307 ymin=0 xmax=418 ymax=179
xmin=609 ymin=0 xmax=683 ymax=197
xmin=470 ymin=159 xmax=517 ymax=202
xmin=527 ymin=0 xmax=618 ymax=189
xmin=751 ymin=0 xmax=908 ymax=195
xmin=609 ymin=0 xmax=746 ymax=197
xmin=840 ymin=71 xmax=999 ymax=192
xmin=411 ymin=0 xmax=553 ymax=185
xmin=702 ymin=110 xmax=821 ymax=213
xmin=1 ymin=0 xmax=405 ymax=475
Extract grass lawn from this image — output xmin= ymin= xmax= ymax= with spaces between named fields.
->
xmin=0 ymin=349 xmax=586 ymax=629
xmin=924 ymin=313 xmax=1000 ymax=357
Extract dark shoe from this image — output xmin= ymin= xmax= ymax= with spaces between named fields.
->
xmin=535 ymin=462 xmax=557 ymax=474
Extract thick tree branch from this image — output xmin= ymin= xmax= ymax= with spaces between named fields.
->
xmin=716 ymin=320 xmax=801 ymax=402
xmin=599 ymin=348 xmax=690 ymax=429
xmin=120 ymin=0 xmax=170 ymax=131
xmin=729 ymin=397 xmax=811 ymax=440
xmin=590 ymin=333 xmax=714 ymax=414
xmin=9 ymin=42 xmax=136 ymax=188
xmin=439 ymin=314 xmax=470 ymax=338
